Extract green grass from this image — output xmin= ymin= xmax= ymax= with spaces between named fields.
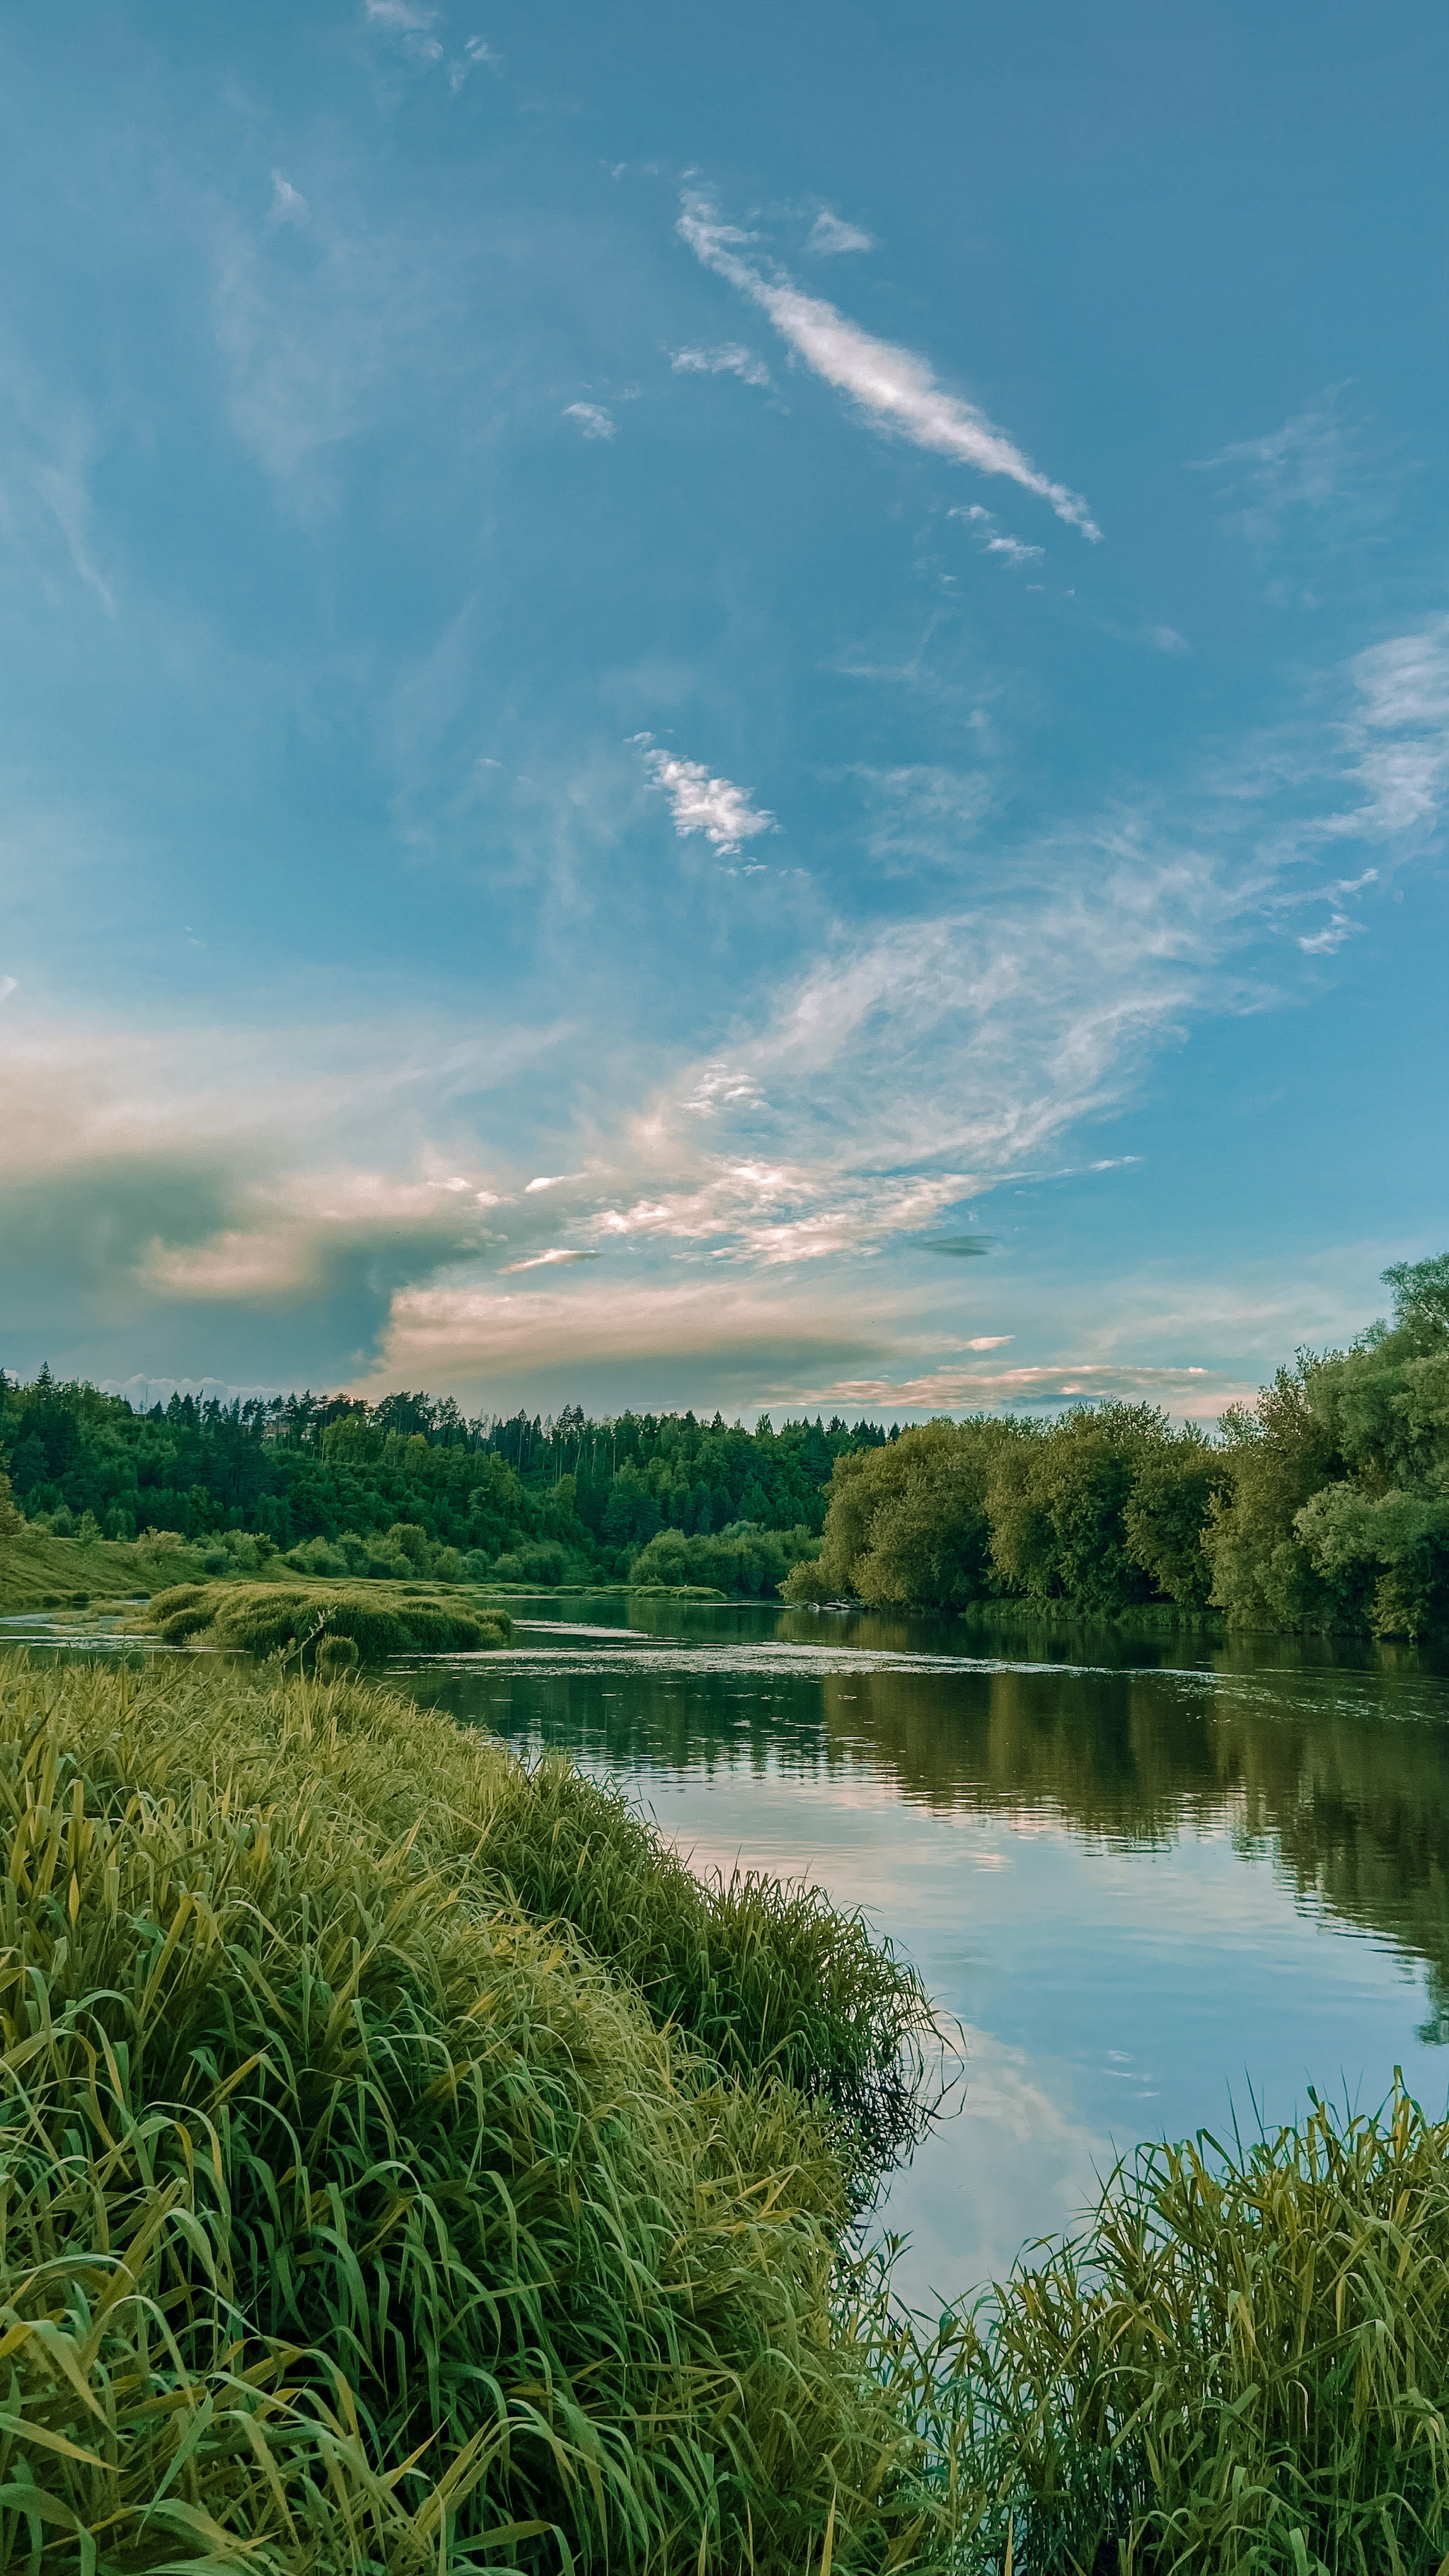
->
xmin=0 ymin=1523 xmax=205 ymax=1611
xmin=0 ymin=1651 xmax=949 ymax=2572
xmin=945 ymin=2084 xmax=1449 ymax=2573
xmin=8 ymin=1649 xmax=1443 ymax=2571
xmin=139 ymin=1576 xmax=514 ymax=1657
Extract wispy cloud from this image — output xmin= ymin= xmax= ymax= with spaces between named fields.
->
xmin=0 ymin=340 xmax=116 ymax=615
xmin=807 ymin=210 xmax=875 ymax=257
xmin=268 ymin=171 xmax=309 ymax=226
xmin=1191 ymin=388 xmax=1359 ymax=542
xmin=502 ymin=1247 xmax=601 ymax=1271
xmin=363 ymin=0 xmax=444 ymax=61
xmin=562 ymin=400 xmax=616 ymax=440
xmin=637 ymin=740 xmax=778 ymax=853
xmin=671 ymin=342 xmax=771 ymax=388
xmin=450 ymin=35 xmax=500 ymax=88
xmin=802 ymin=1361 xmax=1242 ymax=1421
xmin=1327 ymin=617 xmax=1449 ymax=841
xmin=679 ymin=192 xmax=1101 ymax=540
xmin=950 ymin=502 xmax=1043 ymax=568
xmin=1298 ymin=912 xmax=1361 ymax=954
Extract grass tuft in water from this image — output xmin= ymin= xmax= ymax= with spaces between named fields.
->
xmin=143 ymin=1575 xmax=513 ymax=1656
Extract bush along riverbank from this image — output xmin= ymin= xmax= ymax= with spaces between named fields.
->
xmin=785 ymin=1252 xmax=1449 ymax=1639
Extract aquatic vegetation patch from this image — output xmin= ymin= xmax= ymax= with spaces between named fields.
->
xmin=142 ymin=1575 xmax=512 ymax=1656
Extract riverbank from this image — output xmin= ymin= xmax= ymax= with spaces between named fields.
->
xmin=7 ymin=1641 xmax=1449 ymax=2568
xmin=0 ymin=1647 xmax=943 ymax=2570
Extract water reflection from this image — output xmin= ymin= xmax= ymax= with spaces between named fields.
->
xmin=398 ymin=1595 xmax=1449 ymax=2298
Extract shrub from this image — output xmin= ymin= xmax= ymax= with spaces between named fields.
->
xmin=491 ymin=1538 xmax=571 ymax=1586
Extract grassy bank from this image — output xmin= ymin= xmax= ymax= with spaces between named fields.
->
xmin=0 ymin=1520 xmax=204 ymax=1611
xmin=9 ymin=1648 xmax=1449 ymax=2569
xmin=0 ymin=1651 xmax=942 ymax=2571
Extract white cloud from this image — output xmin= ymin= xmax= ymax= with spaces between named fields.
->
xmin=1150 ymin=625 xmax=1190 ymax=655
xmin=671 ymin=342 xmax=771 ymax=388
xmin=0 ymin=977 xmax=16 ymax=1004
xmin=502 ymin=1247 xmax=601 ymax=1272
xmin=1327 ymin=617 xmax=1449 ymax=841
xmin=364 ymin=0 xmax=437 ymax=27
xmin=639 ymin=743 xmax=777 ymax=853
xmin=367 ymin=1275 xmax=881 ymax=1390
xmin=950 ymin=502 xmax=1044 ymax=569
xmin=268 ymin=171 xmax=309 ymax=226
xmin=562 ymin=401 xmax=616 ymax=440
xmin=807 ymin=211 xmax=876 ymax=257
xmin=1298 ymin=913 xmax=1360 ymax=954
xmin=679 ymin=192 xmax=1101 ymax=540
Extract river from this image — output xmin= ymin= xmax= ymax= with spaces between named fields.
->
xmin=388 ymin=1592 xmax=1449 ymax=2310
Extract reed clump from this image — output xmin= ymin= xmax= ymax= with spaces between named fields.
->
xmin=142 ymin=1576 xmax=512 ymax=1657
xmin=947 ymin=2083 xmax=1449 ymax=2573
xmin=0 ymin=1651 xmax=947 ymax=2571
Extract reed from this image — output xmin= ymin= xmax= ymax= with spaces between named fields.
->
xmin=0 ymin=1651 xmax=949 ymax=2572
xmin=945 ymin=2084 xmax=1449 ymax=2573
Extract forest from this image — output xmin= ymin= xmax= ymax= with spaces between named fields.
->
xmin=0 ymin=1374 xmax=880 ymax=1592
xmin=2 ymin=1251 xmax=1445 ymax=1631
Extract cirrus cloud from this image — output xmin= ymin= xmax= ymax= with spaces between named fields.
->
xmin=679 ymin=192 xmax=1101 ymax=540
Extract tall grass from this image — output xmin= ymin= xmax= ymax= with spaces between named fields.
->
xmin=947 ymin=2084 xmax=1449 ymax=2573
xmin=143 ymin=1577 xmax=512 ymax=1657
xmin=0 ymin=1651 xmax=949 ymax=2571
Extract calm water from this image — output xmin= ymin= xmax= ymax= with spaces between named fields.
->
xmin=386 ymin=1594 xmax=1449 ymax=2308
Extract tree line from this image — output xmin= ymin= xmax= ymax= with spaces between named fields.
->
xmin=0 ymin=1375 xmax=891 ymax=1592
xmin=785 ymin=1254 xmax=1449 ymax=1638
xmin=3 ymin=1252 xmax=1443 ymax=1627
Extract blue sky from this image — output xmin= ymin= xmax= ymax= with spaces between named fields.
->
xmin=1 ymin=0 xmax=1445 ymax=1420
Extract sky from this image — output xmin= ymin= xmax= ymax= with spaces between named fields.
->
xmin=1 ymin=0 xmax=1445 ymax=1424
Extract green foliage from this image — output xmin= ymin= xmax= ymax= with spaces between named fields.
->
xmin=793 ymin=1257 xmax=1449 ymax=1633
xmin=794 ymin=1408 xmax=1220 ymax=1619
xmin=948 ymin=2081 xmax=1449 ymax=2573
xmin=0 ymin=1652 xmax=949 ymax=2572
xmin=142 ymin=1578 xmax=512 ymax=1658
xmin=630 ymin=1520 xmax=819 ymax=1598
xmin=1206 ymin=1252 xmax=1449 ymax=1636
xmin=0 ymin=1371 xmax=887 ymax=1598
